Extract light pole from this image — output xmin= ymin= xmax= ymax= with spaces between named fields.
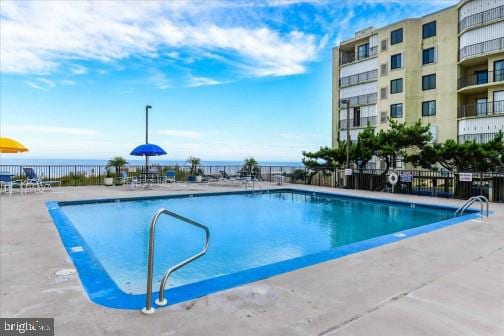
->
xmin=342 ymin=99 xmax=351 ymax=168
xmin=145 ymin=105 xmax=152 ymax=169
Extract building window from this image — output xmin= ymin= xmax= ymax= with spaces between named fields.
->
xmin=422 ymin=74 xmax=436 ymax=90
xmin=494 ymin=60 xmax=504 ymax=81
xmin=353 ymin=107 xmax=361 ymax=127
xmin=390 ymin=78 xmax=403 ymax=94
xmin=475 ymin=70 xmax=488 ymax=85
xmin=381 ymin=39 xmax=388 ymax=51
xmin=476 ymin=97 xmax=488 ymax=115
xmin=494 ymin=91 xmax=504 ymax=113
xmin=357 ymin=43 xmax=369 ymax=60
xmin=390 ymin=28 xmax=403 ymax=45
xmin=390 ymin=53 xmax=402 ymax=69
xmin=422 ymin=21 xmax=436 ymax=39
xmin=390 ymin=103 xmax=403 ymax=118
xmin=422 ymin=100 xmax=436 ymax=116
xmin=422 ymin=47 xmax=435 ymax=65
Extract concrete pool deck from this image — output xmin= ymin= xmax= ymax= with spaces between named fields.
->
xmin=1 ymin=183 xmax=503 ymax=335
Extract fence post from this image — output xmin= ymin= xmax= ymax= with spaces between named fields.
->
xmin=74 ymin=165 xmax=77 ymax=187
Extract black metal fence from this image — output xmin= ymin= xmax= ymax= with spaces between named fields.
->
xmin=0 ymin=164 xmax=303 ymax=187
xmin=1 ymin=165 xmax=503 ymax=202
xmin=291 ymin=169 xmax=504 ymax=202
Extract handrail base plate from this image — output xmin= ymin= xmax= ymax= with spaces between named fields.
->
xmin=141 ymin=307 xmax=156 ymax=315
xmin=155 ymin=298 xmax=168 ymax=306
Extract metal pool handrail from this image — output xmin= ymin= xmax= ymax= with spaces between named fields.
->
xmin=142 ymin=208 xmax=210 ymax=315
xmin=455 ymin=195 xmax=489 ymax=218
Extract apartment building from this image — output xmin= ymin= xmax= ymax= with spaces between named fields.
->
xmin=332 ymin=0 xmax=504 ymax=157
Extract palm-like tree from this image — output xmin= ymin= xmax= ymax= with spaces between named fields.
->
xmin=187 ymin=156 xmax=201 ymax=175
xmin=243 ymin=157 xmax=260 ymax=175
xmin=107 ymin=156 xmax=129 ymax=176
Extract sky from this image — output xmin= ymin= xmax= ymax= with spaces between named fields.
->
xmin=0 ymin=0 xmax=458 ymax=161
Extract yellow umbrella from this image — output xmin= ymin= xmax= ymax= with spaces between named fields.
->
xmin=0 ymin=137 xmax=29 ymax=153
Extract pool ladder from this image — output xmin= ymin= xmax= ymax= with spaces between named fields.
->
xmin=142 ymin=208 xmax=210 ymax=315
xmin=455 ymin=196 xmax=489 ymax=218
xmin=244 ymin=177 xmax=263 ymax=192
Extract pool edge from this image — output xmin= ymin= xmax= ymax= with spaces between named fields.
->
xmin=45 ymin=188 xmax=483 ymax=311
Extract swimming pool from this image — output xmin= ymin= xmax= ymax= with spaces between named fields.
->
xmin=47 ymin=189 xmax=479 ymax=310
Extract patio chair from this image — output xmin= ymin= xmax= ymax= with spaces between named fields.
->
xmin=160 ymin=170 xmax=176 ymax=183
xmin=23 ymin=167 xmax=61 ymax=191
xmin=0 ymin=173 xmax=24 ymax=195
xmin=118 ymin=171 xmax=138 ymax=188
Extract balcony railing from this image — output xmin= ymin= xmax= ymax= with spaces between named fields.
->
xmin=340 ymin=116 xmax=377 ymax=129
xmin=459 ymin=37 xmax=504 ymax=61
xmin=340 ymin=46 xmax=377 ymax=66
xmin=458 ymin=69 xmax=504 ymax=89
xmin=340 ymin=93 xmax=377 ymax=108
xmin=458 ymin=100 xmax=504 ymax=118
xmin=458 ymin=132 xmax=502 ymax=144
xmin=340 ymin=69 xmax=378 ymax=88
xmin=459 ymin=5 xmax=504 ymax=32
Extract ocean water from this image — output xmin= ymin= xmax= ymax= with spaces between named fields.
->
xmin=60 ymin=191 xmax=454 ymax=294
xmin=0 ymin=158 xmax=302 ymax=167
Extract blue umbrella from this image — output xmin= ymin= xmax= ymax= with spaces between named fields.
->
xmin=130 ymin=143 xmax=166 ymax=171
xmin=130 ymin=143 xmax=167 ymax=156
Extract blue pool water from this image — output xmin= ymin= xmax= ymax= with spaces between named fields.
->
xmin=58 ymin=190 xmax=456 ymax=296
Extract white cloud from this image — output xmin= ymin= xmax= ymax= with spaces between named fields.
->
xmin=70 ymin=65 xmax=87 ymax=75
xmin=187 ymin=76 xmax=226 ymax=87
xmin=24 ymin=77 xmax=55 ymax=89
xmin=25 ymin=81 xmax=45 ymax=90
xmin=3 ymin=125 xmax=100 ymax=136
xmin=158 ymin=129 xmax=204 ymax=139
xmin=148 ymin=71 xmax=170 ymax=89
xmin=0 ymin=1 xmax=318 ymax=77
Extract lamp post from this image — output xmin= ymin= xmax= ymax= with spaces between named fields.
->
xmin=145 ymin=105 xmax=152 ymax=169
xmin=342 ymin=99 xmax=351 ymax=168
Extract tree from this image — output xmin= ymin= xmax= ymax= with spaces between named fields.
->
xmin=186 ymin=156 xmax=201 ymax=175
xmin=352 ymin=126 xmax=378 ymax=169
xmin=107 ymin=156 xmax=128 ymax=176
xmin=242 ymin=157 xmax=260 ymax=175
xmin=302 ymin=145 xmax=345 ymax=183
xmin=407 ymin=131 xmax=504 ymax=172
xmin=375 ymin=119 xmax=432 ymax=172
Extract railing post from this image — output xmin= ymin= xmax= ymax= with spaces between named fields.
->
xmin=74 ymin=165 xmax=77 ymax=187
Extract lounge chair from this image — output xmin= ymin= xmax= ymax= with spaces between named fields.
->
xmin=0 ymin=173 xmax=24 ymax=195
xmin=197 ymin=168 xmax=222 ymax=182
xmin=23 ymin=167 xmax=61 ymax=191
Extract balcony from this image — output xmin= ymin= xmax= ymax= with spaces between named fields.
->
xmin=458 ymin=133 xmax=502 ymax=144
xmin=340 ymin=93 xmax=377 ymax=108
xmin=339 ymin=116 xmax=377 ymax=129
xmin=340 ymin=46 xmax=377 ymax=66
xmin=458 ymin=69 xmax=504 ymax=90
xmin=340 ymin=69 xmax=378 ymax=88
xmin=458 ymin=100 xmax=504 ymax=118
xmin=459 ymin=37 xmax=504 ymax=61
xmin=459 ymin=5 xmax=504 ymax=32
